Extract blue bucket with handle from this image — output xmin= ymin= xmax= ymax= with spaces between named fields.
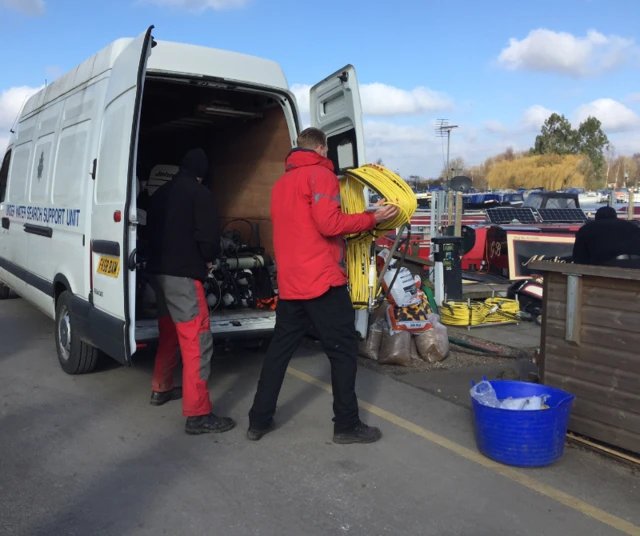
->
xmin=470 ymin=379 xmax=575 ymax=467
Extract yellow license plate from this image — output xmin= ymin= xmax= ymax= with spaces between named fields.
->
xmin=97 ymin=257 xmax=120 ymax=278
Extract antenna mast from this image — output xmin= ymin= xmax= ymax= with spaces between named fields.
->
xmin=436 ymin=119 xmax=458 ymax=189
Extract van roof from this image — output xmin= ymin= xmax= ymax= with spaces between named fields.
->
xmin=21 ymin=37 xmax=290 ymax=118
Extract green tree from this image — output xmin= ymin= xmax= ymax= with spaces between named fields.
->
xmin=531 ymin=113 xmax=577 ymax=156
xmin=440 ymin=156 xmax=467 ymax=181
xmin=531 ymin=113 xmax=610 ymax=187
xmin=575 ymin=116 xmax=609 ymax=184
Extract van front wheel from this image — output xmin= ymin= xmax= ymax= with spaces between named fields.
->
xmin=55 ymin=291 xmax=101 ymax=374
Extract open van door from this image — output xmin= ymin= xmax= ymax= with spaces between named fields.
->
xmin=310 ymin=65 xmax=369 ymax=338
xmin=310 ymin=65 xmax=366 ymax=175
xmin=91 ymin=27 xmax=154 ymax=364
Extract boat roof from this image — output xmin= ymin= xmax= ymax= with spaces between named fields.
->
xmin=21 ymin=38 xmax=289 ymax=119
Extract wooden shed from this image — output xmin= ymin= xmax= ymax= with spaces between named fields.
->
xmin=530 ymin=261 xmax=640 ymax=456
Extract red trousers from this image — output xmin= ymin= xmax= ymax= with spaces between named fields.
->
xmin=150 ymin=275 xmax=213 ymax=417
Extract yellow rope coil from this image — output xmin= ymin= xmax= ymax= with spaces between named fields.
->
xmin=441 ymin=301 xmax=486 ymax=326
xmin=339 ymin=164 xmax=418 ymax=309
xmin=482 ymin=298 xmax=521 ymax=323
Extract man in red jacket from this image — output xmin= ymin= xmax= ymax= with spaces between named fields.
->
xmin=248 ymin=128 xmax=398 ymax=444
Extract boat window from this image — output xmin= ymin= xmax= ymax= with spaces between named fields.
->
xmin=524 ymin=194 xmax=543 ymax=209
xmin=546 ymin=198 xmax=577 ymax=209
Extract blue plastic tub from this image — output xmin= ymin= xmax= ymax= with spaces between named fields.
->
xmin=470 ymin=380 xmax=575 ymax=467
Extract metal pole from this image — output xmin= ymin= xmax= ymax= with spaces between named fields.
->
xmin=446 ymin=130 xmax=451 ymax=188
xmin=608 ymin=191 xmax=616 ymax=208
xmin=438 ymin=190 xmax=445 ymax=233
xmin=429 ymin=194 xmax=436 ymax=283
xmin=455 ymin=192 xmax=463 ymax=236
xmin=628 ymin=190 xmax=634 ymax=221
xmin=447 ymin=190 xmax=454 ymax=226
xmin=429 ymin=195 xmax=436 ymax=241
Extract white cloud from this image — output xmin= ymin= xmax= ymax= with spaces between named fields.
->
xmin=625 ymin=93 xmax=640 ymax=104
xmin=359 ymin=83 xmax=452 ymax=116
xmin=484 ymin=120 xmax=508 ymax=134
xmin=290 ymin=82 xmax=452 ymax=118
xmin=0 ymin=85 xmax=43 ymax=153
xmin=141 ymin=0 xmax=247 ymax=12
xmin=520 ymin=104 xmax=556 ymax=132
xmin=498 ymin=29 xmax=637 ymax=76
xmin=575 ymin=98 xmax=640 ymax=133
xmin=45 ymin=65 xmax=64 ymax=81
xmin=363 ymin=121 xmax=521 ymax=178
xmin=290 ymin=83 xmax=312 ymax=116
xmin=1 ymin=0 xmax=45 ymax=16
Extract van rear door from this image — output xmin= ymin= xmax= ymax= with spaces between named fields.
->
xmin=310 ymin=65 xmax=369 ymax=339
xmin=309 ymin=65 xmax=365 ymax=174
xmin=91 ymin=27 xmax=154 ymax=364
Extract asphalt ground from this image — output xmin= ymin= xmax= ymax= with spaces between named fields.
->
xmin=1 ymin=298 xmax=638 ymax=536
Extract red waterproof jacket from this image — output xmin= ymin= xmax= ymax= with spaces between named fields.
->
xmin=271 ymin=149 xmax=376 ymax=300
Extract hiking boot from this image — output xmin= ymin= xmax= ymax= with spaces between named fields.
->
xmin=333 ymin=422 xmax=382 ymax=444
xmin=185 ymin=413 xmax=236 ymax=435
xmin=246 ymin=420 xmax=275 ymax=441
xmin=150 ymin=387 xmax=182 ymax=406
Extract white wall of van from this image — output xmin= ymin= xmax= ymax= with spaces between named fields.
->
xmin=0 ymin=26 xmax=367 ymax=374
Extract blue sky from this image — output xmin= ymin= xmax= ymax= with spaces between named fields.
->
xmin=1 ymin=0 xmax=639 ymax=177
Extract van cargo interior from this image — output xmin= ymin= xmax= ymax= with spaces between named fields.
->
xmin=134 ymin=76 xmax=292 ymax=340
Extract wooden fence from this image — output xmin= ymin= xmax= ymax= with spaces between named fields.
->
xmin=530 ymin=261 xmax=640 ymax=456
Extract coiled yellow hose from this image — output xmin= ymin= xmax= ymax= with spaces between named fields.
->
xmin=482 ymin=298 xmax=521 ymax=323
xmin=339 ymin=164 xmax=418 ymax=309
xmin=440 ymin=298 xmax=521 ymax=326
xmin=441 ymin=301 xmax=486 ymax=326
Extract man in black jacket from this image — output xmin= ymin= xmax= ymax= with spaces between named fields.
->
xmin=146 ymin=148 xmax=236 ymax=435
xmin=573 ymin=206 xmax=640 ymax=267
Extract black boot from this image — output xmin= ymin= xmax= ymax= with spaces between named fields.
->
xmin=150 ymin=387 xmax=182 ymax=406
xmin=185 ymin=413 xmax=236 ymax=435
xmin=333 ymin=421 xmax=382 ymax=444
xmin=246 ymin=420 xmax=275 ymax=441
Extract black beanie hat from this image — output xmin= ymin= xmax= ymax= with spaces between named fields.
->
xmin=180 ymin=148 xmax=209 ymax=178
xmin=595 ymin=206 xmax=617 ymax=221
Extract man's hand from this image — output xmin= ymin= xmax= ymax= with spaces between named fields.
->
xmin=367 ymin=198 xmax=399 ymax=224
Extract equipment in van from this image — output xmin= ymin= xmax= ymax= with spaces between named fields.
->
xmin=147 ymin=164 xmax=179 ymax=196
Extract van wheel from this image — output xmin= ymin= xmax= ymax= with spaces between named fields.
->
xmin=0 ymin=283 xmax=10 ymax=300
xmin=55 ymin=291 xmax=101 ymax=374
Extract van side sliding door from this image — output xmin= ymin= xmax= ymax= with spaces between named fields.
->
xmin=91 ymin=27 xmax=154 ymax=364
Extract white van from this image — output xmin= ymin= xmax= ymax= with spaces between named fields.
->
xmin=0 ymin=26 xmax=367 ymax=374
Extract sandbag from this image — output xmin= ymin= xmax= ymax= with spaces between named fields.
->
xmin=358 ymin=319 xmax=386 ymax=361
xmin=415 ymin=314 xmax=450 ymax=363
xmin=379 ymin=330 xmax=412 ymax=367
xmin=410 ymin=336 xmax=421 ymax=361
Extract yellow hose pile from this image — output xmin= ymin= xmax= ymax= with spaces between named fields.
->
xmin=339 ymin=164 xmax=418 ymax=309
xmin=440 ymin=298 xmax=521 ymax=327
xmin=482 ymin=298 xmax=521 ymax=323
xmin=441 ymin=301 xmax=486 ymax=326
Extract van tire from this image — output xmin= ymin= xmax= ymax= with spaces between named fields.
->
xmin=55 ymin=291 xmax=101 ymax=374
xmin=0 ymin=283 xmax=10 ymax=300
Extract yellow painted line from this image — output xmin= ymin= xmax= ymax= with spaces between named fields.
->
xmin=287 ymin=366 xmax=640 ymax=536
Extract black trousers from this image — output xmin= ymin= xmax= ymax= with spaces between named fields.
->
xmin=248 ymin=285 xmax=360 ymax=434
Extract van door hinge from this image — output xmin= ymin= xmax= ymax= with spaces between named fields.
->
xmin=91 ymin=159 xmax=97 ymax=180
